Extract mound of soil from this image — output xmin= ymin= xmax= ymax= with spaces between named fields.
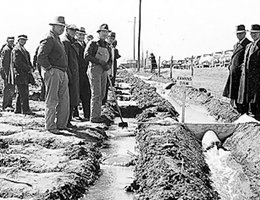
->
xmin=169 ymin=85 xmax=240 ymax=122
xmin=223 ymin=122 xmax=260 ymax=199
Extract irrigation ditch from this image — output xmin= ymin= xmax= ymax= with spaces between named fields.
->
xmin=0 ymin=69 xmax=260 ymax=199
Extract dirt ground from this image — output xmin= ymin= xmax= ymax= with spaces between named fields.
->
xmin=1 ymin=68 xmax=260 ymax=199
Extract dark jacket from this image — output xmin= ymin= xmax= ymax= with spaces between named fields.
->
xmin=84 ymin=39 xmax=112 ymax=67
xmin=37 ymin=31 xmax=68 ymax=72
xmin=12 ymin=44 xmax=33 ymax=85
xmin=62 ymin=34 xmax=80 ymax=107
xmin=223 ymin=38 xmax=251 ymax=99
xmin=238 ymin=40 xmax=260 ymax=104
xmin=0 ymin=44 xmax=13 ymax=81
xmin=74 ymin=40 xmax=87 ymax=76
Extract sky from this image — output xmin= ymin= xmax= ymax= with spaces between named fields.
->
xmin=1 ymin=0 xmax=260 ymax=62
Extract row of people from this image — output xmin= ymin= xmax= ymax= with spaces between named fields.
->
xmin=0 ymin=16 xmax=120 ymax=133
xmin=223 ymin=24 xmax=260 ymax=120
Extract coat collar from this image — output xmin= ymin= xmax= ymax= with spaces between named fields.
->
xmin=232 ymin=38 xmax=250 ymax=58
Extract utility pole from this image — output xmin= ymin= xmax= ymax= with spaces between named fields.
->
xmin=133 ymin=16 xmax=136 ymax=60
xmin=137 ymin=0 xmax=142 ymax=71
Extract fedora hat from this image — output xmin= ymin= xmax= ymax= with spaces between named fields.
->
xmin=18 ymin=35 xmax=28 ymax=40
xmin=7 ymin=36 xmax=15 ymax=41
xmin=250 ymin=24 xmax=260 ymax=33
xmin=49 ymin=16 xmax=66 ymax=26
xmin=236 ymin=24 xmax=246 ymax=33
xmin=86 ymin=34 xmax=94 ymax=40
xmin=66 ymin=24 xmax=79 ymax=31
xmin=108 ymin=32 xmax=116 ymax=38
xmin=97 ymin=24 xmax=110 ymax=33
xmin=77 ymin=27 xmax=86 ymax=34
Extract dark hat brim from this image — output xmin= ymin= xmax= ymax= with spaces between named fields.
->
xmin=49 ymin=23 xmax=66 ymax=27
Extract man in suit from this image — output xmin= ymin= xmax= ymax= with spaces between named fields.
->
xmin=73 ymin=27 xmax=91 ymax=121
xmin=62 ymin=24 xmax=80 ymax=128
xmin=0 ymin=36 xmax=15 ymax=111
xmin=223 ymin=25 xmax=251 ymax=114
xmin=37 ymin=16 xmax=69 ymax=133
xmin=12 ymin=35 xmax=34 ymax=114
xmin=238 ymin=24 xmax=260 ymax=119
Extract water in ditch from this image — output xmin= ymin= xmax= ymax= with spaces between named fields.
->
xmin=81 ymin=118 xmax=137 ymax=200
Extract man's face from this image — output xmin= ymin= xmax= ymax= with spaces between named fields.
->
xmin=250 ymin=32 xmax=260 ymax=41
xmin=7 ymin=40 xmax=14 ymax=47
xmin=236 ymin=32 xmax=246 ymax=41
xmin=67 ymin=28 xmax=77 ymax=38
xmin=99 ymin=30 xmax=109 ymax=40
xmin=76 ymin=32 xmax=85 ymax=42
xmin=107 ymin=36 xmax=115 ymax=44
xmin=18 ymin=39 xmax=26 ymax=46
xmin=53 ymin=25 xmax=65 ymax=35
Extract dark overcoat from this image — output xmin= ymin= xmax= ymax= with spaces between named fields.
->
xmin=238 ymin=40 xmax=260 ymax=104
xmin=12 ymin=44 xmax=33 ymax=85
xmin=223 ymin=38 xmax=251 ymax=99
xmin=62 ymin=34 xmax=80 ymax=107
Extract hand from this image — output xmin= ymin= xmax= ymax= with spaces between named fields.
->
xmin=99 ymin=60 xmax=107 ymax=66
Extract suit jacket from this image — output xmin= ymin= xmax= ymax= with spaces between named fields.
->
xmin=238 ymin=39 xmax=260 ymax=104
xmin=223 ymin=38 xmax=251 ymax=99
xmin=62 ymin=34 xmax=80 ymax=106
xmin=12 ymin=44 xmax=33 ymax=85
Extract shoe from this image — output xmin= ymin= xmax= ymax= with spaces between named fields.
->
xmin=90 ymin=117 xmax=106 ymax=123
xmin=58 ymin=127 xmax=70 ymax=131
xmin=14 ymin=110 xmax=21 ymax=114
xmin=67 ymin=123 xmax=77 ymax=129
xmin=81 ymin=117 xmax=90 ymax=122
xmin=74 ymin=116 xmax=83 ymax=121
xmin=23 ymin=110 xmax=35 ymax=115
xmin=47 ymin=129 xmax=60 ymax=134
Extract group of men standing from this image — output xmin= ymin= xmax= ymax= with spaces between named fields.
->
xmin=0 ymin=16 xmax=120 ymax=133
xmin=223 ymin=24 xmax=260 ymax=120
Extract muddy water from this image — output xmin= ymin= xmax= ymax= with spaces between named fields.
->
xmin=138 ymin=75 xmax=252 ymax=199
xmin=81 ymin=118 xmax=137 ymax=200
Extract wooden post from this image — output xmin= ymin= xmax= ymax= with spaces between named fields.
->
xmin=137 ymin=0 xmax=142 ymax=72
xmin=181 ymin=89 xmax=186 ymax=123
xmin=170 ymin=56 xmax=173 ymax=79
xmin=158 ymin=56 xmax=161 ymax=77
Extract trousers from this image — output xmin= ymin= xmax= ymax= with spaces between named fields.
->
xmin=87 ymin=64 xmax=107 ymax=120
xmin=43 ymin=68 xmax=70 ymax=130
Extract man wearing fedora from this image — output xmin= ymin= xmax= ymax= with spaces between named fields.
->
xmin=37 ymin=16 xmax=69 ymax=133
xmin=62 ymin=24 xmax=80 ymax=128
xmin=12 ymin=35 xmax=34 ymax=115
xmin=223 ymin=24 xmax=251 ymax=114
xmin=0 ymin=36 xmax=15 ymax=111
xmin=84 ymin=23 xmax=112 ymax=123
xmin=238 ymin=24 xmax=260 ymax=119
xmin=73 ymin=27 xmax=91 ymax=121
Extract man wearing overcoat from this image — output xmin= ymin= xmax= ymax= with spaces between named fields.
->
xmin=62 ymin=24 xmax=80 ymax=128
xmin=238 ymin=24 xmax=260 ymax=119
xmin=12 ymin=35 xmax=34 ymax=114
xmin=223 ymin=25 xmax=251 ymax=114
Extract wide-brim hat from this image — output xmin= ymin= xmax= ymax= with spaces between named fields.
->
xmin=97 ymin=24 xmax=110 ymax=33
xmin=66 ymin=24 xmax=79 ymax=31
xmin=86 ymin=34 xmax=94 ymax=40
xmin=108 ymin=31 xmax=116 ymax=38
xmin=236 ymin=24 xmax=246 ymax=33
xmin=18 ymin=35 xmax=28 ymax=40
xmin=77 ymin=27 xmax=87 ymax=35
xmin=49 ymin=16 xmax=66 ymax=26
xmin=7 ymin=36 xmax=15 ymax=41
xmin=250 ymin=24 xmax=260 ymax=33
